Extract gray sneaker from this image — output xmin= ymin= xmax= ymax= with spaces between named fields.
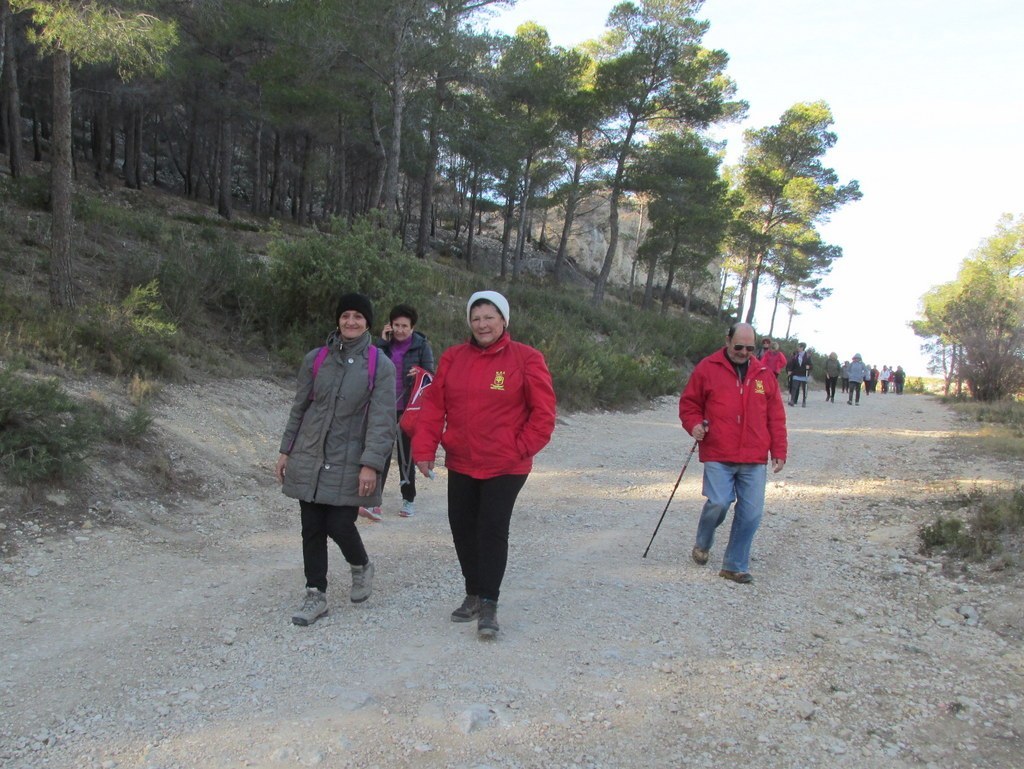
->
xmin=477 ymin=599 xmax=499 ymax=639
xmin=450 ymin=595 xmax=480 ymax=622
xmin=350 ymin=561 xmax=374 ymax=603
xmin=292 ymin=588 xmax=327 ymax=626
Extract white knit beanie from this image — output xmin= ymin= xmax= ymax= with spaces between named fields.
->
xmin=466 ymin=290 xmax=510 ymax=328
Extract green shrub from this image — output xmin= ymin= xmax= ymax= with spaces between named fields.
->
xmin=0 ymin=371 xmax=103 ymax=484
xmin=920 ymin=486 xmax=1024 ymax=561
xmin=263 ymin=216 xmax=429 ymax=352
xmin=74 ymin=281 xmax=178 ymax=378
xmin=2 ymin=174 xmax=49 ymax=209
xmin=905 ymin=376 xmax=926 ymax=394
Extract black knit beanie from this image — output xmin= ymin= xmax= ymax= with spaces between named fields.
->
xmin=335 ymin=292 xmax=374 ymax=329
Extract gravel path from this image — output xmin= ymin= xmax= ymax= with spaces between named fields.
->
xmin=1 ymin=381 xmax=1022 ymax=768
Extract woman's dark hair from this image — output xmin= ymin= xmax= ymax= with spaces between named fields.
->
xmin=389 ymin=303 xmax=418 ymax=327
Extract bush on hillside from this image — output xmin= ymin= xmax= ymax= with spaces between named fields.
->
xmin=74 ymin=281 xmax=179 ymax=378
xmin=0 ymin=370 xmax=102 ymax=485
xmin=263 ymin=216 xmax=430 ymax=354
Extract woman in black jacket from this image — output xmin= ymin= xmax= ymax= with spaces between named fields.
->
xmin=367 ymin=304 xmax=435 ymax=519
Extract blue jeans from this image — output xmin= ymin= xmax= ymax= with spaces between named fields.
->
xmin=695 ymin=461 xmax=767 ymax=573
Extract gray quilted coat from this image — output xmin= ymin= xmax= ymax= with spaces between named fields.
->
xmin=278 ymin=330 xmax=397 ymax=507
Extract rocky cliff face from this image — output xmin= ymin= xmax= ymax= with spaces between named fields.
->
xmin=466 ymin=194 xmax=721 ymax=307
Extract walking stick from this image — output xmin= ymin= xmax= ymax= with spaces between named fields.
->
xmin=643 ymin=420 xmax=707 ymax=558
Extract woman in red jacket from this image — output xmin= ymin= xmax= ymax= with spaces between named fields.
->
xmin=413 ymin=290 xmax=556 ymax=640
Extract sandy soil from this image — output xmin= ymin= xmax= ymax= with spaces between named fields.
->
xmin=1 ymin=380 xmax=1022 ymax=769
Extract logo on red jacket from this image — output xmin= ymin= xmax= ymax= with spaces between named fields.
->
xmin=754 ymin=379 xmax=765 ymax=394
xmin=490 ymin=371 xmax=506 ymax=390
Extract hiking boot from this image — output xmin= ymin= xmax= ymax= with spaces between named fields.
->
xmin=477 ymin=599 xmax=499 ymax=639
xmin=399 ymin=499 xmax=416 ymax=517
xmin=691 ymin=546 xmax=709 ymax=566
xmin=358 ymin=506 xmax=383 ymax=522
xmin=292 ymin=588 xmax=327 ymax=626
xmin=350 ymin=561 xmax=374 ymax=603
xmin=451 ymin=594 xmax=480 ymax=622
xmin=719 ymin=569 xmax=754 ymax=584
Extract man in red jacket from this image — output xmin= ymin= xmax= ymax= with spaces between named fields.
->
xmin=679 ymin=323 xmax=788 ymax=584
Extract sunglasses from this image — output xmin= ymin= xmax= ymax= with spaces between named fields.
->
xmin=732 ymin=344 xmax=756 ymax=352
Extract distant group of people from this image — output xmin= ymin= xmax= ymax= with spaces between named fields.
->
xmin=754 ymin=336 xmax=907 ymax=407
xmin=839 ymin=359 xmax=906 ymax=404
xmin=275 ymin=291 xmax=556 ymax=639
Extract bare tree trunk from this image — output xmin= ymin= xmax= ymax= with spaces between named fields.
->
xmin=465 ymin=168 xmax=478 ymax=269
xmin=369 ymin=103 xmax=386 ymax=214
xmin=48 ymin=50 xmax=75 ymax=309
xmin=252 ymin=112 xmax=264 ymax=215
xmin=123 ymin=107 xmax=138 ymax=188
xmin=1 ymin=0 xmax=23 ymax=178
xmin=383 ymin=63 xmax=404 ymax=221
xmin=499 ymin=192 xmax=515 ymax=280
xmin=512 ymin=157 xmax=533 ymax=284
xmin=151 ymin=111 xmax=160 ymax=186
xmin=296 ymin=132 xmax=311 ymax=226
xmin=593 ymin=121 xmax=637 ymax=305
xmin=217 ymin=113 xmax=233 ymax=219
xmin=416 ymin=90 xmax=441 ymax=258
xmin=642 ymin=258 xmax=657 ymax=310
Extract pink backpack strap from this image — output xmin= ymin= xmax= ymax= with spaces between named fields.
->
xmin=308 ymin=346 xmax=330 ymax=401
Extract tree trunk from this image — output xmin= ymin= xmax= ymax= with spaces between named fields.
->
xmin=123 ymin=108 xmax=137 ymax=188
xmin=512 ymin=156 xmax=533 ymax=284
xmin=499 ymin=192 xmax=515 ymax=280
xmin=1 ymin=0 xmax=23 ymax=178
xmin=744 ymin=248 xmax=767 ymax=324
xmin=465 ymin=168 xmax=478 ymax=269
xmin=660 ymin=263 xmax=677 ymax=315
xmin=593 ymin=120 xmax=638 ymax=305
xmin=48 ymin=50 xmax=75 ymax=309
xmin=252 ymin=111 xmax=264 ymax=215
xmin=383 ymin=61 xmax=404 ymax=222
xmin=369 ymin=102 xmax=386 ymax=215
xmin=768 ymin=283 xmax=782 ymax=337
xmin=217 ymin=113 xmax=233 ymax=219
xmin=642 ymin=257 xmax=657 ymax=310
xmin=296 ymin=132 xmax=311 ymax=226
xmin=554 ymin=134 xmax=585 ymax=284
xmin=416 ymin=88 xmax=441 ymax=258
xmin=151 ymin=111 xmax=160 ymax=186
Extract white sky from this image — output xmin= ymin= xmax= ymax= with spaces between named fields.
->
xmin=486 ymin=0 xmax=1024 ymax=376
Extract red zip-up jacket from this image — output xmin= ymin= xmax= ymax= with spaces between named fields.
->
xmin=679 ymin=349 xmax=788 ymax=464
xmin=411 ymin=332 xmax=556 ymax=479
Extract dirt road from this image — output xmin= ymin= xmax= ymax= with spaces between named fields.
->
xmin=1 ymin=381 xmax=1021 ymax=768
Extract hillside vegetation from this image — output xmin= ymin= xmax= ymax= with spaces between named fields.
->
xmin=0 ymin=167 xmax=725 ymax=492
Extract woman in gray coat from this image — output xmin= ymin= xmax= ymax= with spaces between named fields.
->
xmin=275 ymin=293 xmax=397 ymax=626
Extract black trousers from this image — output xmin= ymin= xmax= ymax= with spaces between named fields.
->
xmin=841 ymin=377 xmax=849 ymax=393
xmin=847 ymin=381 xmax=862 ymax=404
xmin=789 ymin=378 xmax=807 ymax=405
xmin=381 ymin=413 xmax=416 ymax=503
xmin=447 ymin=470 xmax=528 ymax=602
xmin=299 ymin=501 xmax=368 ymax=592
xmin=825 ymin=376 xmax=838 ymax=401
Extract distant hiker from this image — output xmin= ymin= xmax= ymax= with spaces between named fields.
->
xmin=275 ymin=292 xmax=397 ymax=626
xmin=412 ymin=291 xmax=556 ymax=639
xmin=370 ymin=304 xmax=435 ymax=520
xmin=786 ymin=342 xmax=813 ymax=407
xmin=846 ymin=354 xmax=867 ymax=405
xmin=894 ymin=365 xmax=906 ymax=394
xmin=759 ymin=338 xmax=788 ymax=378
xmin=679 ymin=323 xmax=788 ymax=585
xmin=840 ymin=360 xmax=850 ymax=394
xmin=824 ymin=352 xmax=841 ymax=403
xmin=880 ymin=365 xmax=891 ymax=394
xmin=868 ymin=365 xmax=880 ymax=394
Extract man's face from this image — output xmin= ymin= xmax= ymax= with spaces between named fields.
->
xmin=727 ymin=327 xmax=757 ymax=364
